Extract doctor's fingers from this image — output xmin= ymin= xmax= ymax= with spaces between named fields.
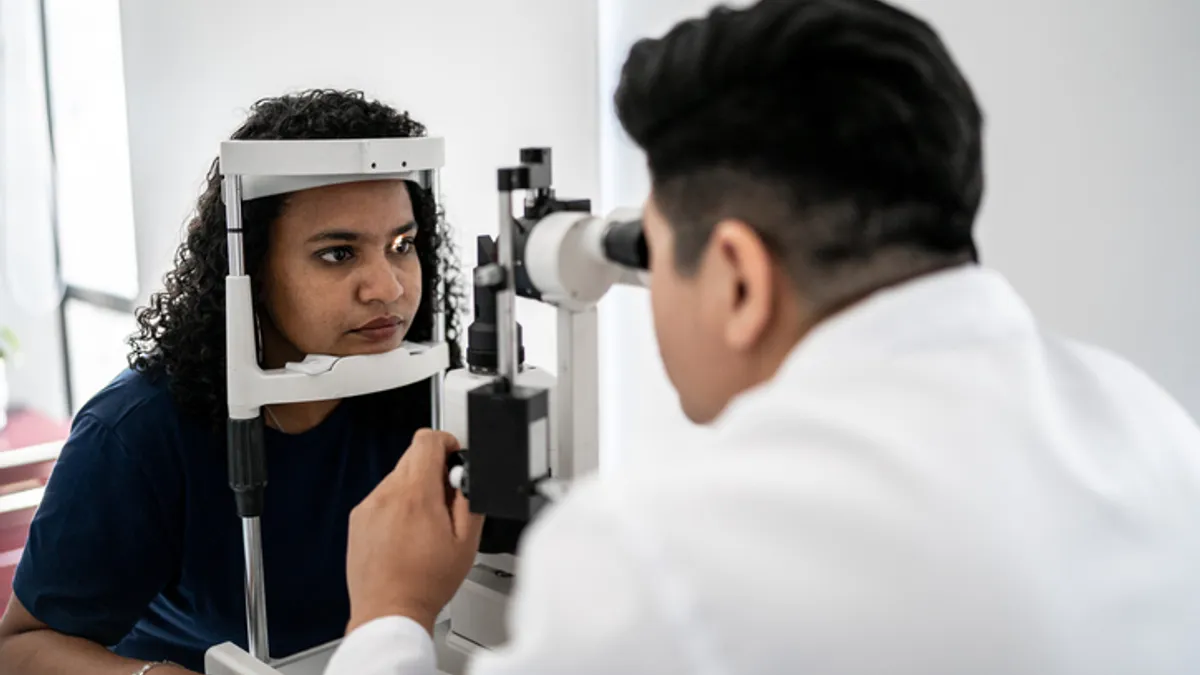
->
xmin=450 ymin=488 xmax=484 ymax=544
xmin=391 ymin=429 xmax=462 ymax=501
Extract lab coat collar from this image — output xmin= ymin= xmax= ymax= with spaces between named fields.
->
xmin=776 ymin=264 xmax=1037 ymax=381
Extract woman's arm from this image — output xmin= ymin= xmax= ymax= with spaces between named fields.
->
xmin=0 ymin=596 xmax=196 ymax=675
xmin=0 ymin=412 xmax=187 ymax=674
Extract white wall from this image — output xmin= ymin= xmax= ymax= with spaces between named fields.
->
xmin=915 ymin=0 xmax=1200 ymax=412
xmin=118 ymin=0 xmax=601 ymax=379
xmin=597 ymin=0 xmax=1200 ymax=467
xmin=596 ymin=0 xmax=757 ymax=470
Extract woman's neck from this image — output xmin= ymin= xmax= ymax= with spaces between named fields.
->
xmin=264 ymin=399 xmax=342 ymax=435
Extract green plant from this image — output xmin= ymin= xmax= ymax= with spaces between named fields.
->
xmin=0 ymin=326 xmax=18 ymax=361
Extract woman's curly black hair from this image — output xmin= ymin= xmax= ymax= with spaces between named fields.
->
xmin=127 ymin=89 xmax=465 ymax=431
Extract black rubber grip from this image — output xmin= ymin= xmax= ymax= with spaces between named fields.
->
xmin=603 ymin=219 xmax=649 ymax=270
xmin=228 ymin=418 xmax=268 ymax=518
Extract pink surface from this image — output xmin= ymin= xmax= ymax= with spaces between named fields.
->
xmin=0 ymin=409 xmax=69 ymax=608
xmin=0 ymin=409 xmax=70 ymax=452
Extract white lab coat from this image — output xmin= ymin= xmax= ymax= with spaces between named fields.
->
xmin=326 ymin=265 xmax=1200 ymax=675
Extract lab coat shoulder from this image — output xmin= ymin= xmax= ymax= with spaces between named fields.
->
xmin=481 ymin=405 xmax=934 ymax=675
xmin=1048 ymin=335 xmax=1200 ymax=489
xmin=537 ymin=382 xmax=1067 ymax=674
xmin=467 ymin=474 xmax=713 ymax=675
xmin=1062 ymin=336 xmax=1200 ymax=438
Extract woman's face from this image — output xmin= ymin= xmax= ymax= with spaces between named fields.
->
xmin=259 ymin=180 xmax=422 ymax=363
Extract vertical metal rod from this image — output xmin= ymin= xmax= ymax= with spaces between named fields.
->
xmin=241 ymin=517 xmax=270 ymax=662
xmin=226 ymin=172 xmax=268 ymax=661
xmin=556 ymin=307 xmax=600 ymax=478
xmin=496 ymin=191 xmax=518 ymax=385
xmin=223 ymin=175 xmax=245 ymax=276
xmin=427 ymin=169 xmax=445 ymax=429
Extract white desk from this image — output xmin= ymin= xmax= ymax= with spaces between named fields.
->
xmin=207 ymin=620 xmax=466 ymax=675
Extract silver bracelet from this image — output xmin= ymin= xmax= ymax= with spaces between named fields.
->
xmin=133 ymin=661 xmax=174 ymax=675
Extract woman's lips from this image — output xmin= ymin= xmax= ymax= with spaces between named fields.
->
xmin=351 ymin=317 xmax=403 ymax=342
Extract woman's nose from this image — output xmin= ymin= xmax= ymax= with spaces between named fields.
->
xmin=357 ymin=257 xmax=404 ymax=304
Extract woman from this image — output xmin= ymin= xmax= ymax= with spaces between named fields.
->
xmin=0 ymin=89 xmax=464 ymax=674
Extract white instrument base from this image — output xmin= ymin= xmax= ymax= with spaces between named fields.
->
xmin=205 ymin=620 xmax=462 ymax=675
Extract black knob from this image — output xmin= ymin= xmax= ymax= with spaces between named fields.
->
xmin=498 ymin=167 xmax=531 ymax=191
xmin=474 ymin=264 xmax=506 ymax=291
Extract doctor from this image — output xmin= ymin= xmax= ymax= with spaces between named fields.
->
xmin=329 ymin=0 xmax=1200 ymax=673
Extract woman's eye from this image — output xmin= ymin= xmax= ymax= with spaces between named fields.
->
xmin=393 ymin=237 xmax=416 ymax=256
xmin=318 ymin=246 xmax=354 ymax=264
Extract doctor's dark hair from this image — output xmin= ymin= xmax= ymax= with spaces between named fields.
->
xmin=614 ymin=0 xmax=984 ymax=304
xmin=127 ymin=89 xmax=465 ymax=430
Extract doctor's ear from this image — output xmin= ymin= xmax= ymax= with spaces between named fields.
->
xmin=709 ymin=219 xmax=775 ymax=352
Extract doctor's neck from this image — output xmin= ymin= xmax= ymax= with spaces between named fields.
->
xmin=796 ymin=250 xmax=978 ymax=335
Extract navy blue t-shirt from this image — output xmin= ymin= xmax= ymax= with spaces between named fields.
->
xmin=12 ymin=368 xmax=421 ymax=671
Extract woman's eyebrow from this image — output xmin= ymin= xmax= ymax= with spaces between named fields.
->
xmin=306 ymin=220 xmax=416 ymax=244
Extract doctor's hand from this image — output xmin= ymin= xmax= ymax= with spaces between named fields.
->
xmin=345 ymin=429 xmax=485 ymax=637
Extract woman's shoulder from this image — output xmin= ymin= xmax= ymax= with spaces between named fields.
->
xmin=70 ymin=368 xmax=205 ymax=455
xmin=76 ymin=368 xmax=179 ymax=426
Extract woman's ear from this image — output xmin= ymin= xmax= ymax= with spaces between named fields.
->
xmin=709 ymin=219 xmax=776 ymax=352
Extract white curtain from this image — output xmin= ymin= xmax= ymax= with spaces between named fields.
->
xmin=0 ymin=0 xmax=69 ymax=419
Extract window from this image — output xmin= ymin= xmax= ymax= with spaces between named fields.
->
xmin=42 ymin=0 xmax=140 ymax=412
xmin=42 ymin=0 xmax=139 ymax=300
xmin=0 ymin=0 xmax=139 ymax=416
xmin=1 ymin=0 xmax=60 ymax=315
xmin=63 ymin=299 xmax=135 ymax=406
xmin=0 ymin=0 xmax=71 ymax=423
